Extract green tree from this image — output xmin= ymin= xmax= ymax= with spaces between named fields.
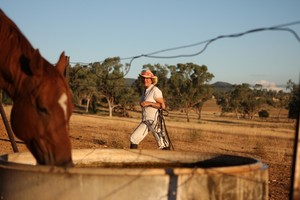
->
xmin=69 ymin=64 xmax=97 ymax=112
xmin=115 ymin=86 xmax=139 ymax=117
xmin=216 ymin=91 xmax=233 ymax=115
xmin=92 ymin=57 xmax=126 ymax=117
xmin=286 ymin=79 xmax=300 ymax=119
xmin=273 ymin=90 xmax=289 ymax=119
xmin=167 ymin=63 xmax=214 ymax=122
xmin=228 ymin=83 xmax=263 ymax=119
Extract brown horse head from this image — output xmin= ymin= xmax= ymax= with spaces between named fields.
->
xmin=10 ymin=51 xmax=74 ymax=167
xmin=0 ymin=9 xmax=74 ymax=167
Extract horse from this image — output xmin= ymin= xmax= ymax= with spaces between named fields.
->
xmin=0 ymin=9 xmax=74 ymax=167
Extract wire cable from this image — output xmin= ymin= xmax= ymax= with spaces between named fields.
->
xmin=70 ymin=21 xmax=300 ymax=79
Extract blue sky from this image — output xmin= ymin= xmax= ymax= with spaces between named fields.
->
xmin=1 ymin=1 xmax=300 ymax=90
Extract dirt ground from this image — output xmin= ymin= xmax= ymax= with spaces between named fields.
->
xmin=0 ymin=106 xmax=296 ymax=200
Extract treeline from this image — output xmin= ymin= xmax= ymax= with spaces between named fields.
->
xmin=68 ymin=57 xmax=299 ymax=121
xmin=215 ymin=80 xmax=299 ymax=120
xmin=69 ymin=57 xmax=213 ymax=122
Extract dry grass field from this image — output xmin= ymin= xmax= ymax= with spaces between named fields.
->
xmin=0 ymin=99 xmax=297 ymax=200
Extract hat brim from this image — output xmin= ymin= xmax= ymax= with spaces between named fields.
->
xmin=139 ymin=74 xmax=152 ymax=78
xmin=139 ymin=75 xmax=158 ymax=85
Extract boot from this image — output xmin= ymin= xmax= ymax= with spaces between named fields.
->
xmin=162 ymin=146 xmax=170 ymax=150
xmin=130 ymin=143 xmax=138 ymax=149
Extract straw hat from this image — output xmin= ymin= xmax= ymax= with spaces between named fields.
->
xmin=139 ymin=70 xmax=158 ymax=85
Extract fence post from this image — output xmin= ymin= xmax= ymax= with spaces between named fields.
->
xmin=0 ymin=101 xmax=19 ymax=152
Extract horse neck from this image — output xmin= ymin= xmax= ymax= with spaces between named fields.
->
xmin=0 ymin=65 xmax=31 ymax=100
xmin=0 ymin=10 xmax=39 ymax=99
xmin=0 ymin=40 xmax=37 ymax=99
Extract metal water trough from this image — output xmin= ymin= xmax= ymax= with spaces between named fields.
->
xmin=0 ymin=149 xmax=268 ymax=200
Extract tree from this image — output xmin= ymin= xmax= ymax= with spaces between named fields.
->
xmin=69 ymin=64 xmax=97 ymax=112
xmin=92 ymin=57 xmax=127 ymax=117
xmin=226 ymin=83 xmax=263 ymax=119
xmin=115 ymin=86 xmax=139 ymax=117
xmin=167 ymin=63 xmax=214 ymax=122
xmin=216 ymin=91 xmax=233 ymax=115
xmin=273 ymin=90 xmax=289 ymax=119
xmin=229 ymin=84 xmax=249 ymax=118
xmin=286 ymin=79 xmax=300 ymax=119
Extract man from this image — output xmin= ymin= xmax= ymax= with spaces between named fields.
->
xmin=129 ymin=69 xmax=170 ymax=150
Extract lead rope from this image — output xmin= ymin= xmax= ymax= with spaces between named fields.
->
xmin=158 ymin=109 xmax=174 ymax=150
xmin=143 ymin=109 xmax=174 ymax=150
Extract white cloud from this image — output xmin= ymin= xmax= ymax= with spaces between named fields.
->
xmin=253 ymin=80 xmax=284 ymax=91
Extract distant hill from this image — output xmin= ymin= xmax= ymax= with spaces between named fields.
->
xmin=211 ymin=81 xmax=234 ymax=93
xmin=125 ymin=78 xmax=136 ymax=86
xmin=125 ymin=79 xmax=234 ymax=93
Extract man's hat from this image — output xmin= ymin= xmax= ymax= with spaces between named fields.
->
xmin=139 ymin=70 xmax=158 ymax=85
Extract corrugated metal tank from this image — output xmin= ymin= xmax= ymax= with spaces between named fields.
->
xmin=0 ymin=149 xmax=268 ymax=200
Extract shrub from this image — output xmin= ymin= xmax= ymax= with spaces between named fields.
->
xmin=258 ymin=110 xmax=269 ymax=118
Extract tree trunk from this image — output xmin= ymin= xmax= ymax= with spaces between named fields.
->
xmin=234 ymin=108 xmax=239 ymax=119
xmin=78 ymin=98 xmax=83 ymax=106
xmin=197 ymin=105 xmax=203 ymax=120
xmin=277 ymin=107 xmax=282 ymax=120
xmin=185 ymin=108 xmax=190 ymax=122
xmin=109 ymin=106 xmax=113 ymax=117
xmin=107 ymin=98 xmax=113 ymax=117
xmin=122 ymin=106 xmax=128 ymax=117
xmin=85 ymin=98 xmax=90 ymax=113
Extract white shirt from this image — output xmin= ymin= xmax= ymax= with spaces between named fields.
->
xmin=141 ymin=85 xmax=163 ymax=121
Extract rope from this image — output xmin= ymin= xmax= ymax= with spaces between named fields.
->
xmin=158 ymin=109 xmax=174 ymax=150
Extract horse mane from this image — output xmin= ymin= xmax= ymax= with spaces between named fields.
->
xmin=0 ymin=9 xmax=63 ymax=99
xmin=0 ymin=10 xmax=34 ymax=54
xmin=0 ymin=9 xmax=52 ymax=67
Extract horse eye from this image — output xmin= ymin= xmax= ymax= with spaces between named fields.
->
xmin=36 ymin=104 xmax=49 ymax=115
xmin=38 ymin=107 xmax=48 ymax=114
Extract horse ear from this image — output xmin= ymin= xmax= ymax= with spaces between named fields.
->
xmin=28 ymin=49 xmax=44 ymax=76
xmin=56 ymin=52 xmax=69 ymax=77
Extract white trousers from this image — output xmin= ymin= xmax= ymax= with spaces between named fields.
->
xmin=130 ymin=121 xmax=169 ymax=149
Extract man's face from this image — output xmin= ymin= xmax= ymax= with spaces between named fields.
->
xmin=142 ymin=77 xmax=152 ymax=88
